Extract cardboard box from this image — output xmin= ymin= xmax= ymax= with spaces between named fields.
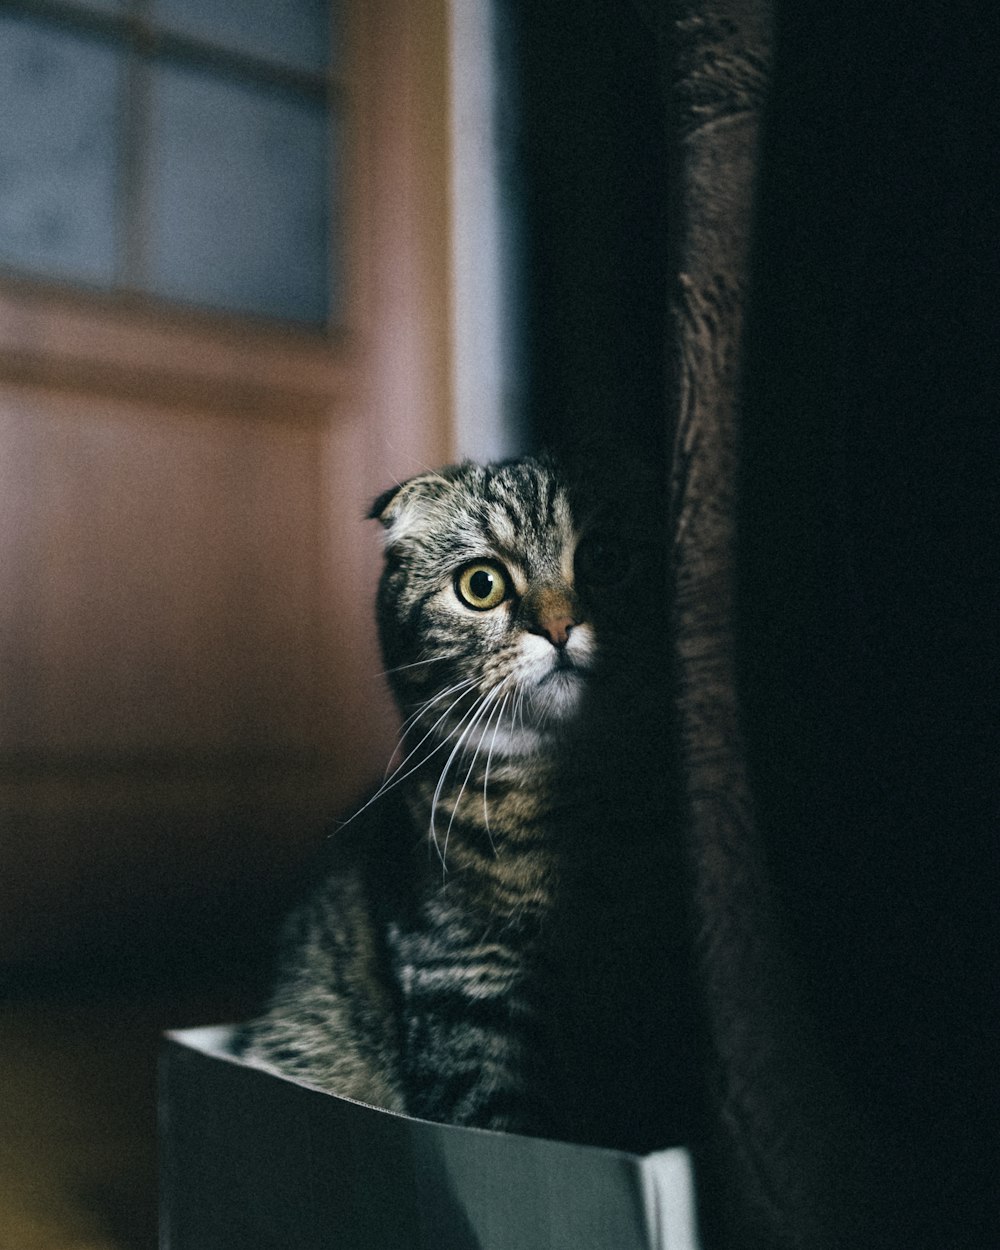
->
xmin=159 ymin=1027 xmax=701 ymax=1249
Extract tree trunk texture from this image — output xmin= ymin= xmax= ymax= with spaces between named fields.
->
xmin=665 ymin=3 xmax=872 ymax=1246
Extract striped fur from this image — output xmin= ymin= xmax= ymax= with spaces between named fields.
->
xmin=235 ymin=457 xmax=700 ymax=1146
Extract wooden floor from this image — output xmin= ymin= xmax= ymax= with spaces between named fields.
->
xmin=0 ymin=984 xmax=257 ymax=1250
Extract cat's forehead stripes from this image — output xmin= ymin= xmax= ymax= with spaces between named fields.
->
xmin=376 ymin=458 xmax=579 ymax=589
xmin=475 ymin=462 xmax=577 ymax=581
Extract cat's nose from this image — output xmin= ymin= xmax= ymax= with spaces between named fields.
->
xmin=531 ymin=613 xmax=576 ymax=649
xmin=523 ymin=587 xmax=579 ymax=648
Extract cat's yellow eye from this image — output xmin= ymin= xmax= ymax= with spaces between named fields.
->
xmin=455 ymin=561 xmax=509 ymax=611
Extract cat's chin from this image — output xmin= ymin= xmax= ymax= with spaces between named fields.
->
xmin=523 ymin=669 xmax=588 ymax=729
xmin=536 ymin=666 xmax=586 ymax=700
xmin=469 ymin=673 xmax=584 ymax=759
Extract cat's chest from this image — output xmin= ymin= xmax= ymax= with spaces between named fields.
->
xmin=384 ymin=881 xmax=552 ymax=1008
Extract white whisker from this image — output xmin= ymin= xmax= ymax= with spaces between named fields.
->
xmin=388 ymin=677 xmax=480 ymax=776
xmin=428 ymin=676 xmax=512 ymax=870
xmin=337 ymin=678 xmax=480 ymax=830
xmin=442 ymin=678 xmax=512 ymax=866
xmin=378 ymin=654 xmax=455 ymax=679
xmin=428 ymin=692 xmax=491 ymax=868
xmin=482 ymin=690 xmax=511 ymax=853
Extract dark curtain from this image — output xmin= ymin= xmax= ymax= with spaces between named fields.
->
xmin=502 ymin=0 xmax=998 ymax=1246
xmin=742 ymin=3 xmax=999 ymax=1245
xmin=496 ymin=0 xmax=670 ymax=465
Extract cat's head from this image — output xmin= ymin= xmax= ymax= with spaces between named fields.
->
xmin=369 ymin=456 xmax=663 ymax=755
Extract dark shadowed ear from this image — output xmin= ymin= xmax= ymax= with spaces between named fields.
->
xmin=367 ymin=483 xmax=404 ymax=525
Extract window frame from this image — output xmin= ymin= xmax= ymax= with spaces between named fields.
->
xmin=0 ymin=0 xmax=354 ymax=415
xmin=0 ymin=0 xmax=345 ymax=348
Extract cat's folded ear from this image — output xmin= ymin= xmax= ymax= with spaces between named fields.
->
xmin=368 ymin=469 xmax=458 ymax=544
xmin=368 ymin=482 xmax=407 ymax=526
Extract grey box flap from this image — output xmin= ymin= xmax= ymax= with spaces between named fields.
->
xmin=159 ymin=1027 xmax=700 ymax=1250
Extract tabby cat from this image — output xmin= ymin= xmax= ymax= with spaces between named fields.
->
xmin=234 ymin=455 xmax=703 ymax=1152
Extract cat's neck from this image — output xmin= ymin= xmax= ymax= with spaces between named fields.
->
xmin=403 ymin=747 xmax=561 ymax=848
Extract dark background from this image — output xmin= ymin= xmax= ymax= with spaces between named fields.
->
xmin=501 ymin=0 xmax=998 ymax=1245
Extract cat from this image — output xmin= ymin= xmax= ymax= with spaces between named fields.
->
xmin=233 ymin=454 xmax=705 ymax=1152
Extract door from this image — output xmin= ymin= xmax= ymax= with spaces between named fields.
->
xmin=0 ymin=0 xmax=455 ymax=969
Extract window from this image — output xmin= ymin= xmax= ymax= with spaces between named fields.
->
xmin=0 ymin=0 xmax=338 ymax=327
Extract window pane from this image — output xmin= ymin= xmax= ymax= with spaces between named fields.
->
xmin=0 ymin=16 xmax=123 ymax=286
xmin=144 ymin=63 xmax=331 ymax=325
xmin=151 ymin=0 xmax=333 ymax=72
